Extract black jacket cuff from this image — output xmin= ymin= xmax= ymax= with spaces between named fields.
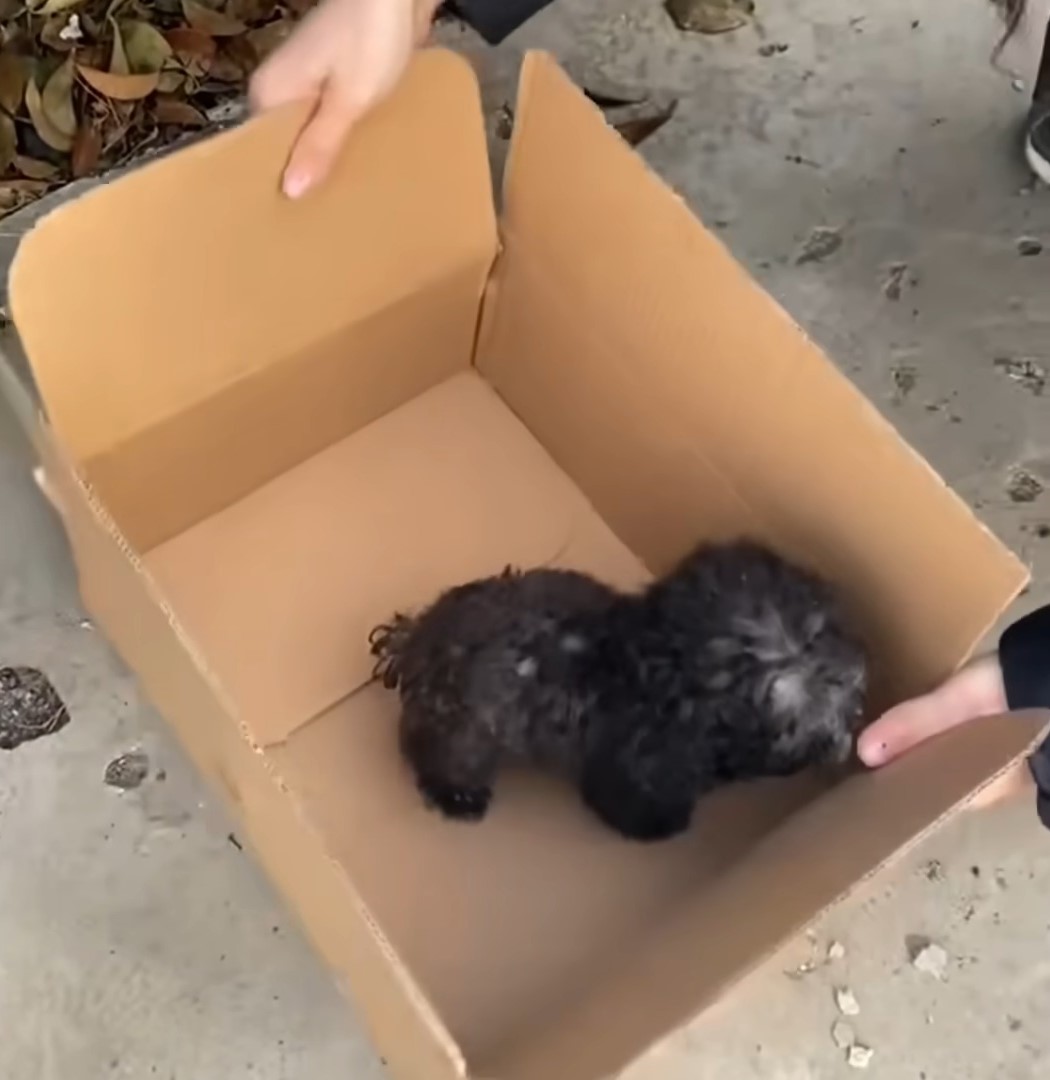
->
xmin=998 ymin=603 xmax=1050 ymax=831
xmin=441 ymin=0 xmax=556 ymax=43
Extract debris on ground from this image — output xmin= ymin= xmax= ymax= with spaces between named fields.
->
xmin=891 ymin=362 xmax=918 ymax=399
xmin=504 ymin=78 xmax=678 ymax=149
xmin=847 ymin=1044 xmax=875 ymax=1069
xmin=835 ymin=987 xmax=861 ymax=1016
xmin=610 ymin=97 xmax=678 ymax=147
xmin=494 ymin=102 xmax=514 ymax=140
xmin=923 ymin=858 xmax=945 ymax=881
xmin=1006 ymin=467 xmax=1044 ymax=504
xmin=0 ymin=665 xmax=70 ymax=749
xmin=0 ymin=0 xmax=308 ymax=218
xmin=665 ymin=0 xmax=754 ymax=35
xmin=795 ymin=225 xmax=843 ymax=264
xmin=827 ymin=940 xmax=846 ymax=962
xmin=1017 ymin=236 xmax=1044 ymax=256
xmin=994 ymin=355 xmax=1046 ymax=396
xmin=832 ymin=1020 xmax=856 ymax=1049
xmin=909 ymin=938 xmax=950 ymax=980
xmin=758 ymin=41 xmax=788 ymax=57
xmin=785 ymin=958 xmax=818 ymax=979
xmin=579 ymin=73 xmax=650 ymax=108
xmin=882 ymin=261 xmax=909 ymax=300
xmin=104 ymin=749 xmax=150 ymax=789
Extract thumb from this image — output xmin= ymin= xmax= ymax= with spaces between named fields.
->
xmin=858 ymin=656 xmax=1006 ymax=767
xmin=281 ymin=87 xmax=362 ymax=199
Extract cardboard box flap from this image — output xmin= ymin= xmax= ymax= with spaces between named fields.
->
xmin=483 ymin=53 xmax=1027 ymax=702
xmin=144 ymin=374 xmax=601 ymax=747
xmin=486 ymin=710 xmax=1050 ymax=1079
xmin=9 ymin=49 xmax=496 ymax=466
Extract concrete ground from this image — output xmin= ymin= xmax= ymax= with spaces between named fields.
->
xmin=2 ymin=0 xmax=1049 ymax=1076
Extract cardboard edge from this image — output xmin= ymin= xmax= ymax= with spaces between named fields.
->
xmin=31 ymin=425 xmax=467 ymax=1078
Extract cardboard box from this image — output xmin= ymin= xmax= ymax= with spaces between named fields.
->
xmin=8 ymin=49 xmax=1048 ymax=1079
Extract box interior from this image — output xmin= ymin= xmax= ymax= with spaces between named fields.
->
xmin=10 ymin=48 xmax=1040 ymax=1079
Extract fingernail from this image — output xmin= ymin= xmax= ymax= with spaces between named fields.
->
xmin=858 ymin=738 xmax=887 ymax=767
xmin=283 ymin=168 xmax=311 ymax=199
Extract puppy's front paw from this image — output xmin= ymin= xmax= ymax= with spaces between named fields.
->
xmin=417 ymin=775 xmax=493 ymax=821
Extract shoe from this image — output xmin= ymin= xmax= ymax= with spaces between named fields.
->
xmin=1025 ymin=101 xmax=1050 ymax=183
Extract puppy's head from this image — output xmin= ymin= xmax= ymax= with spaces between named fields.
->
xmin=762 ymin=620 xmax=868 ymax=772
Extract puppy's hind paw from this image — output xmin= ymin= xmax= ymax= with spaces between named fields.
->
xmin=368 ymin=615 xmax=413 ymax=688
xmin=417 ymin=776 xmax=493 ymax=822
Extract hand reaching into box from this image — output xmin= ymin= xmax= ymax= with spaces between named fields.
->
xmin=861 ymin=604 xmax=1050 ymax=817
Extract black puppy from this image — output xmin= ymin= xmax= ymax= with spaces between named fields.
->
xmin=370 ymin=541 xmax=868 ymax=840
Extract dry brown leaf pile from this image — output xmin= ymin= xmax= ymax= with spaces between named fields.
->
xmin=0 ymin=0 xmax=304 ymax=216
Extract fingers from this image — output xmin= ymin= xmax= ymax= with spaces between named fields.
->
xmin=858 ymin=655 xmax=1007 ymax=767
xmin=280 ymin=88 xmax=363 ymax=199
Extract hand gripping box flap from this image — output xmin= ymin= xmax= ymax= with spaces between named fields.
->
xmin=8 ymin=49 xmax=498 ymax=552
xmin=480 ymin=53 xmax=1027 ymax=702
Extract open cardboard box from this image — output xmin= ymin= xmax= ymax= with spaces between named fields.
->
xmin=8 ymin=48 xmax=1049 ymax=1079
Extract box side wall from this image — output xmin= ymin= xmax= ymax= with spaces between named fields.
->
xmin=480 ymin=54 xmax=1026 ymax=704
xmin=11 ymin=49 xmax=496 ymax=550
xmin=32 ymin=422 xmax=465 ymax=1080
xmin=85 ymin=264 xmax=486 ymax=552
xmin=486 ymin=711 xmax=1049 ymax=1080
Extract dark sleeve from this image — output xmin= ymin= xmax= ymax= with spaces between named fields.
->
xmin=998 ymin=603 xmax=1050 ymax=830
xmin=441 ymin=0 xmax=557 ymax=43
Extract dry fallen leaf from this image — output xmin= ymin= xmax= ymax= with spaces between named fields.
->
xmin=70 ymin=120 xmax=101 ymax=176
xmin=109 ymin=15 xmax=131 ymax=75
xmin=182 ymin=0 xmax=247 ymax=37
xmin=79 ymin=65 xmax=160 ymax=100
xmin=153 ymin=95 xmax=205 ymax=126
xmin=246 ymin=16 xmax=293 ymax=61
xmin=613 ymin=98 xmax=678 ymax=147
xmin=25 ymin=72 xmax=74 ymax=151
xmin=0 ymin=52 xmax=27 ymax=114
xmin=32 ymin=0 xmax=86 ymax=15
xmin=42 ymin=55 xmax=77 ymax=139
xmin=14 ymin=154 xmax=59 ymax=179
xmin=0 ymin=178 xmax=50 ymax=216
xmin=0 ymin=112 xmax=16 ymax=173
xmin=164 ymin=26 xmax=218 ymax=61
xmin=156 ymin=63 xmax=188 ymax=94
xmin=666 ymin=0 xmax=754 ymax=34
xmin=121 ymin=19 xmax=173 ymax=73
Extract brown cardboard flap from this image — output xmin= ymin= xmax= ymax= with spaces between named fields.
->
xmin=486 ymin=710 xmax=1050 ymax=1079
xmin=481 ymin=53 xmax=1027 ymax=703
xmin=9 ymin=48 xmax=496 ymax=466
xmin=144 ymin=374 xmax=618 ymax=747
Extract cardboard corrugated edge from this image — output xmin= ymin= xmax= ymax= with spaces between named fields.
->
xmin=31 ymin=423 xmax=467 ymax=1080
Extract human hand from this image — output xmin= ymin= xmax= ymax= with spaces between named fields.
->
xmin=250 ymin=0 xmax=439 ymax=199
xmin=857 ymin=655 xmax=1033 ymax=809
